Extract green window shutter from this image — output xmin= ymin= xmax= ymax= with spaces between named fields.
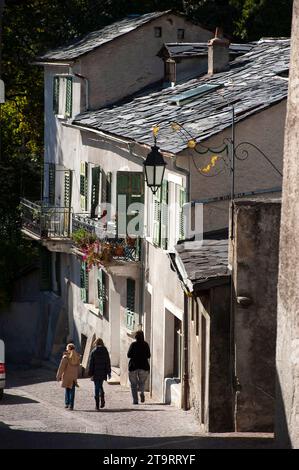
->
xmin=101 ymin=169 xmax=107 ymax=205
xmin=40 ymin=247 xmax=52 ymax=291
xmin=153 ymin=187 xmax=161 ymax=246
xmin=97 ymin=269 xmax=108 ymax=317
xmin=80 ymin=261 xmax=89 ymax=303
xmin=106 ymin=172 xmax=112 ymax=204
xmin=53 ymin=76 xmax=60 ymax=114
xmin=80 ymin=162 xmax=88 ymax=211
xmin=91 ymin=166 xmax=101 ymax=218
xmin=127 ymin=278 xmax=135 ymax=312
xmin=49 ymin=163 xmax=56 ymax=205
xmin=179 ymin=187 xmax=187 ymax=241
xmin=64 ymin=170 xmax=72 ymax=207
xmin=117 ymin=172 xmax=144 ymax=236
xmin=160 ymin=180 xmax=169 ymax=250
xmin=65 ymin=77 xmax=73 ymax=117
xmin=126 ymin=278 xmax=136 ymax=330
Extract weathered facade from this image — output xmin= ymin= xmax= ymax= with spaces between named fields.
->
xmin=20 ymin=9 xmax=291 ymax=423
xmin=276 ymin=0 xmax=299 ymax=449
xmin=232 ymin=199 xmax=281 ymax=432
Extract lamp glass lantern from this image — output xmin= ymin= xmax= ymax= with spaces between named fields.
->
xmin=143 ymin=144 xmax=166 ymax=194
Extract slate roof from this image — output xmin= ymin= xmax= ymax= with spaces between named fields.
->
xmin=73 ymin=38 xmax=290 ymax=154
xmin=175 ymin=239 xmax=229 ymax=288
xmin=38 ymin=11 xmax=171 ymax=61
xmin=159 ymin=42 xmax=253 ymax=58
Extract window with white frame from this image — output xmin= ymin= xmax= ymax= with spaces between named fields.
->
xmin=53 ymin=76 xmax=73 ymax=117
xmin=150 ymin=178 xmax=186 ymax=251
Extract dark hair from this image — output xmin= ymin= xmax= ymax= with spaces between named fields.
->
xmin=135 ymin=330 xmax=144 ymax=342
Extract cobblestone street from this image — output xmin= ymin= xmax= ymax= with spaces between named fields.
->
xmin=0 ymin=366 xmax=276 ymax=449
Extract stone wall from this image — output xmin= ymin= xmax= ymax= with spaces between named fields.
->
xmin=276 ymin=0 xmax=299 ymax=449
xmin=232 ymin=199 xmax=281 ymax=431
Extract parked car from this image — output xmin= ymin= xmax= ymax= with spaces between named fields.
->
xmin=0 ymin=339 xmax=5 ymax=400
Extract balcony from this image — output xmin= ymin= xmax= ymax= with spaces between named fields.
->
xmin=72 ymin=213 xmax=141 ymax=264
xmin=20 ymin=198 xmax=71 ymax=240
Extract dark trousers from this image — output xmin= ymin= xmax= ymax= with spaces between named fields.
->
xmin=65 ymin=384 xmax=75 ymax=407
xmin=94 ymin=379 xmax=104 ymax=398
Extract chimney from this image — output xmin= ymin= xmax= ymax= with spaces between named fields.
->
xmin=208 ymin=28 xmax=230 ymax=75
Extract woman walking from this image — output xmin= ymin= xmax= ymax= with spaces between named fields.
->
xmin=88 ymin=338 xmax=111 ymax=411
xmin=56 ymin=343 xmax=81 ymax=410
xmin=127 ymin=330 xmax=151 ymax=405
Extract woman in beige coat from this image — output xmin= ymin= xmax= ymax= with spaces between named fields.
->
xmin=56 ymin=343 xmax=81 ymax=410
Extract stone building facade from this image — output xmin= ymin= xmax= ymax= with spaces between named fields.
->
xmin=276 ymin=0 xmax=299 ymax=449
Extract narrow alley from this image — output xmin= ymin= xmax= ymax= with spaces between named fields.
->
xmin=0 ymin=366 xmax=275 ymax=449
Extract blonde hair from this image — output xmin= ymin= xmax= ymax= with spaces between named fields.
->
xmin=66 ymin=343 xmax=79 ymax=364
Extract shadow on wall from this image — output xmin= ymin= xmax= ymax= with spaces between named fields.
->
xmin=275 ymin=373 xmax=292 ymax=449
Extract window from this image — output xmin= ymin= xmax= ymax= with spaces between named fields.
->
xmin=48 ymin=163 xmax=56 ymax=205
xmin=91 ymin=166 xmax=101 ymax=218
xmin=80 ymin=261 xmax=89 ymax=303
xmin=179 ymin=186 xmax=186 ymax=241
xmin=177 ymin=29 xmax=185 ymax=40
xmin=80 ymin=162 xmax=88 ymax=211
xmin=154 ymin=27 xmax=162 ymax=37
xmin=117 ymin=172 xmax=144 ymax=236
xmin=53 ymin=76 xmax=73 ymax=117
xmin=126 ymin=278 xmax=136 ymax=330
xmin=98 ymin=269 xmax=108 ymax=318
xmin=152 ymin=180 xmax=169 ymax=250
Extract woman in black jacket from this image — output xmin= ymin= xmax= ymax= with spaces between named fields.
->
xmin=127 ymin=330 xmax=151 ymax=404
xmin=88 ymin=338 xmax=111 ymax=410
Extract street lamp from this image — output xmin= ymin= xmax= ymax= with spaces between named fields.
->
xmin=143 ymin=143 xmax=166 ymax=195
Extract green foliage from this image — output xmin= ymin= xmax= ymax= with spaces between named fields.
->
xmin=231 ymin=0 xmax=293 ymax=40
xmin=72 ymin=229 xmax=97 ymax=247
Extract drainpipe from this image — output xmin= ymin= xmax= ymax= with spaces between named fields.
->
xmin=182 ymin=291 xmax=189 ymax=411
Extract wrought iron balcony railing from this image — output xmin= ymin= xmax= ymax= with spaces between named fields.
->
xmin=72 ymin=214 xmax=141 ymax=263
xmin=20 ymin=198 xmax=71 ymax=239
xmin=72 ymin=213 xmax=117 ymax=238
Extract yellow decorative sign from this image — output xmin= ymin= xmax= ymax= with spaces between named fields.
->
xmin=200 ymin=155 xmax=219 ymax=173
xmin=187 ymin=139 xmax=197 ymax=149
xmin=152 ymin=125 xmax=160 ymax=137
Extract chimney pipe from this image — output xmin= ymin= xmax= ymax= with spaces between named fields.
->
xmin=208 ymin=27 xmax=230 ymax=75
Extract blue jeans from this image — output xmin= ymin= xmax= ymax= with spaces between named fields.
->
xmin=94 ymin=379 xmax=104 ymax=398
xmin=65 ymin=384 xmax=75 ymax=408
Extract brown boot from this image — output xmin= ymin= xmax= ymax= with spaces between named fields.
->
xmin=100 ymin=392 xmax=105 ymax=408
xmin=95 ymin=396 xmax=100 ymax=411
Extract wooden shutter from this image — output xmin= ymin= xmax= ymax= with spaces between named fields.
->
xmin=80 ymin=162 xmax=88 ymax=211
xmin=65 ymin=77 xmax=73 ymax=117
xmin=179 ymin=187 xmax=187 ymax=241
xmin=64 ymin=170 xmax=72 ymax=207
xmin=126 ymin=278 xmax=136 ymax=330
xmin=53 ymin=76 xmax=60 ymax=114
xmin=106 ymin=172 xmax=112 ymax=204
xmin=40 ymin=247 xmax=52 ymax=291
xmin=91 ymin=166 xmax=101 ymax=218
xmin=80 ymin=261 xmax=88 ymax=303
xmin=97 ymin=268 xmax=104 ymax=315
xmin=153 ymin=187 xmax=161 ymax=246
xmin=160 ymin=180 xmax=169 ymax=250
xmin=48 ymin=163 xmax=55 ymax=206
xmin=117 ymin=172 xmax=144 ymax=236
xmin=97 ymin=269 xmax=108 ymax=317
